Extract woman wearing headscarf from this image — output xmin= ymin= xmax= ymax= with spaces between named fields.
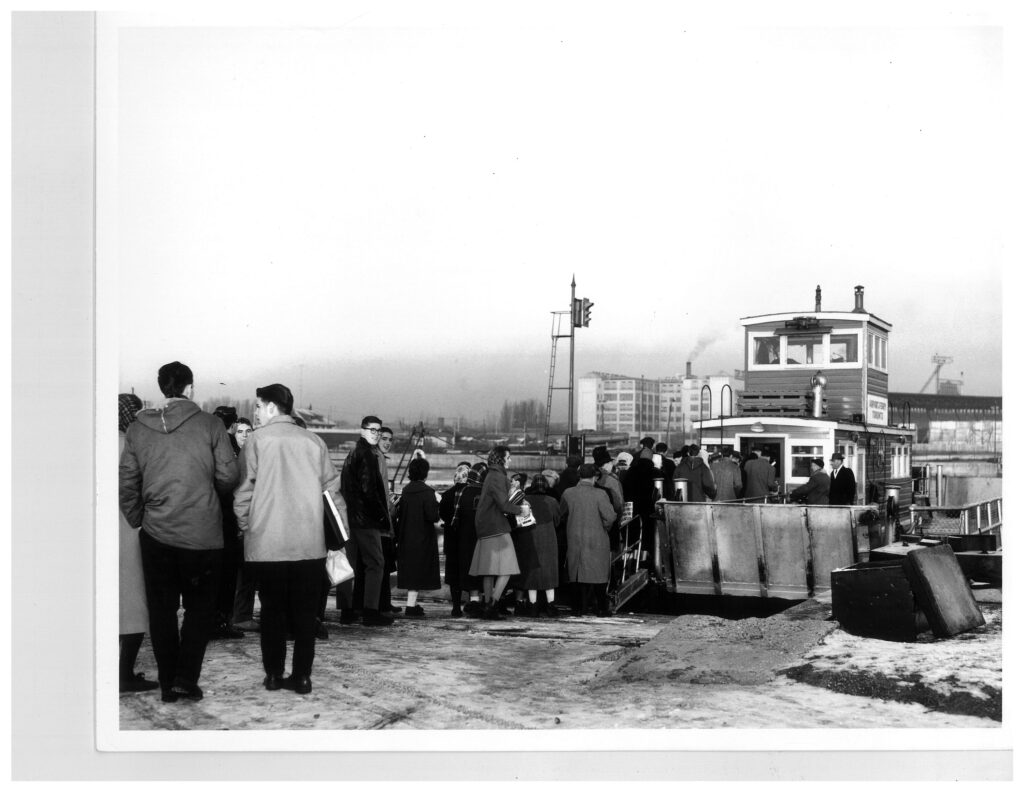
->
xmin=439 ymin=461 xmax=484 ymax=617
xmin=118 ymin=393 xmax=158 ymax=692
xmin=395 ymin=457 xmax=441 ymax=616
xmin=469 ymin=446 xmax=527 ymax=620
xmin=506 ymin=472 xmax=530 ymax=614
xmin=512 ymin=474 xmax=562 ymax=617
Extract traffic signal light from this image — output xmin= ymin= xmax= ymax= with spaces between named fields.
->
xmin=568 ymin=434 xmax=586 ymax=457
xmin=571 ymin=296 xmax=595 ymax=328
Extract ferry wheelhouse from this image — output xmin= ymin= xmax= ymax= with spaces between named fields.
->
xmin=695 ymin=285 xmax=914 ymax=512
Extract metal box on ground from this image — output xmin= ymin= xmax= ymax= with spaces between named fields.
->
xmin=955 ymin=551 xmax=1002 ymax=585
xmin=831 ymin=561 xmax=929 ymax=642
xmin=904 ymin=544 xmax=986 ymax=637
xmin=945 ymin=534 xmax=998 ymax=553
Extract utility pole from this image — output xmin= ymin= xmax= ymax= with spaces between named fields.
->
xmin=569 ymin=276 xmax=576 ymax=443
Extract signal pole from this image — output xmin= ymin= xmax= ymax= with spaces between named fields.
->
xmin=569 ymin=276 xmax=576 ymax=444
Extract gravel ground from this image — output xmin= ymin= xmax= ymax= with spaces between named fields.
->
xmin=119 ymin=589 xmax=1000 ymax=731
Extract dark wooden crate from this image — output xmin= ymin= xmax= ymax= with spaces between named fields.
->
xmin=831 ymin=561 xmax=928 ymax=642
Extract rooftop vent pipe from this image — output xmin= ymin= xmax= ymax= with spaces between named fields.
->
xmin=853 ymin=285 xmax=866 ymax=313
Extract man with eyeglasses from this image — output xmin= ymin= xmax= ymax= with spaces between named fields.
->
xmin=375 ymin=427 xmax=403 ymax=613
xmin=340 ymin=416 xmax=394 ymax=626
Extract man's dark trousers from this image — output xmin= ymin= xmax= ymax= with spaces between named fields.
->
xmin=348 ymin=527 xmax=385 ymax=611
xmin=139 ymin=529 xmax=221 ymax=691
xmin=251 ymin=558 xmax=325 ymax=679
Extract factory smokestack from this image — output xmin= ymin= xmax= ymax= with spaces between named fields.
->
xmin=853 ymin=285 xmax=866 ymax=313
xmin=685 ymin=361 xmax=693 ymax=378
xmin=815 ymin=285 xmax=822 ymax=313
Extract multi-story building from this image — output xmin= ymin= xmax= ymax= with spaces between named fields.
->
xmin=577 ymin=364 xmax=745 ymax=446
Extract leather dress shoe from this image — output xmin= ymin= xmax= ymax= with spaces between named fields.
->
xmin=404 ymin=605 xmax=425 ymax=617
xmin=282 ymin=675 xmax=312 ymax=695
xmin=450 ymin=605 xmax=464 ymax=618
xmin=338 ymin=609 xmax=361 ymax=624
xmin=361 ymin=611 xmax=394 ymax=627
xmin=234 ymin=619 xmax=260 ymax=632
xmin=483 ymin=604 xmax=506 ymax=621
xmin=316 ymin=621 xmax=329 ymax=640
xmin=120 ymin=672 xmax=159 ymax=692
xmin=263 ymin=674 xmax=284 ymax=691
xmin=170 ymin=682 xmax=204 ymax=701
xmin=210 ymin=621 xmax=245 ymax=639
xmin=160 ymin=689 xmax=178 ymax=703
xmin=387 ymin=604 xmax=405 ymax=614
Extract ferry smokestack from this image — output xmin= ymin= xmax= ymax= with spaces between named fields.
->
xmin=853 ymin=285 xmax=866 ymax=313
xmin=815 ymin=285 xmax=822 ymax=313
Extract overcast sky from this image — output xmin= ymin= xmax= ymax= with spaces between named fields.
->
xmin=107 ymin=7 xmax=1004 ymax=425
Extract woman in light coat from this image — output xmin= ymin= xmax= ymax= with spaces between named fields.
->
xmin=118 ymin=393 xmax=157 ymax=692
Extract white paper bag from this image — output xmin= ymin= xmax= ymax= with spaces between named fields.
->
xmin=325 ymin=549 xmax=355 ymax=586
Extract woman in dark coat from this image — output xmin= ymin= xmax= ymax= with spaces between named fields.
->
xmin=396 ymin=457 xmax=441 ymax=617
xmin=469 ymin=446 xmax=526 ymax=620
xmin=512 ymin=475 xmax=561 ymax=617
xmin=439 ymin=461 xmax=484 ymax=617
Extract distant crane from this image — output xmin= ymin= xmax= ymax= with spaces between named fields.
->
xmin=919 ymin=354 xmax=954 ymax=394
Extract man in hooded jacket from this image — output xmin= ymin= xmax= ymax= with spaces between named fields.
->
xmin=672 ymin=444 xmax=717 ymax=501
xmin=119 ymin=361 xmax=238 ymax=702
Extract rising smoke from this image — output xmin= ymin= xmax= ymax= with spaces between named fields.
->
xmin=688 ymin=332 xmax=722 ymax=364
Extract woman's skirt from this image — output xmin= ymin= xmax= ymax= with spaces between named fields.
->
xmin=469 ymin=533 xmax=520 ymax=577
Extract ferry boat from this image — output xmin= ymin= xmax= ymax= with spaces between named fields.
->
xmin=610 ymin=286 xmax=999 ymax=608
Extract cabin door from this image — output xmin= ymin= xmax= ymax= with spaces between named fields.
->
xmin=739 ymin=437 xmax=784 ymax=481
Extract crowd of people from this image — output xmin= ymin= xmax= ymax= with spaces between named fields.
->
xmin=118 ymin=360 xmax=858 ymax=702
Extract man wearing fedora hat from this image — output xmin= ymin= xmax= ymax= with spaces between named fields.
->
xmin=827 ymin=452 xmax=857 ymax=505
xmin=790 ymin=457 xmax=831 ymax=505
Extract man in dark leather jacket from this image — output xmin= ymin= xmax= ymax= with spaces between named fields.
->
xmin=340 ymin=415 xmax=394 ymax=626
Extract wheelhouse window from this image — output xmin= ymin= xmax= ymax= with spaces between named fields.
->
xmin=749 ymin=330 xmax=861 ymax=370
xmin=786 ymin=335 xmax=825 ymax=365
xmin=830 ymin=334 xmax=858 ymax=363
xmin=754 ymin=336 xmax=780 ymax=365
xmin=867 ymin=332 xmax=888 ymax=372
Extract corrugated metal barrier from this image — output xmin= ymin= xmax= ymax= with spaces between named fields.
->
xmin=661 ymin=502 xmax=887 ymax=600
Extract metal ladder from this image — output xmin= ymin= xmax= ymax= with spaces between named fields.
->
xmin=543 ymin=310 xmax=572 ymax=446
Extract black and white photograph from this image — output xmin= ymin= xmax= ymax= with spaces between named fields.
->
xmin=11 ymin=3 xmax=1015 ymax=781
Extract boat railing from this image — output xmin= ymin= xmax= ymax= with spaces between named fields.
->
xmin=607 ymin=503 xmax=648 ymax=609
xmin=909 ymin=497 xmax=1002 ymax=545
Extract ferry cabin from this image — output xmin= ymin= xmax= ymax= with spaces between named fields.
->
xmin=694 ymin=285 xmax=915 ymax=512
